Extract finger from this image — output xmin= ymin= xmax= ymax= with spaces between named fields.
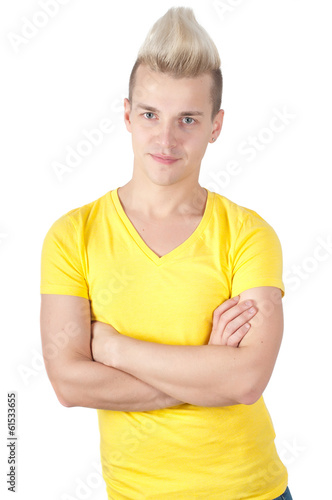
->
xmin=211 ymin=296 xmax=240 ymax=333
xmin=212 ymin=299 xmax=256 ymax=332
xmin=226 ymin=323 xmax=251 ymax=347
xmin=219 ymin=307 xmax=257 ymax=345
xmin=209 ymin=298 xmax=256 ymax=346
xmin=212 ymin=296 xmax=240 ymax=320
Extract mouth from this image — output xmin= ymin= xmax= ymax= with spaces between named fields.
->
xmin=150 ymin=154 xmax=180 ymax=165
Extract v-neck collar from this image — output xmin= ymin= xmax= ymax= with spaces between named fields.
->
xmin=110 ymin=188 xmax=214 ymax=266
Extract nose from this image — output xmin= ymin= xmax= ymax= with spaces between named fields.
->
xmin=157 ymin=122 xmax=177 ymax=149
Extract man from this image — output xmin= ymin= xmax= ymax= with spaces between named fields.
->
xmin=40 ymin=7 xmax=292 ymax=499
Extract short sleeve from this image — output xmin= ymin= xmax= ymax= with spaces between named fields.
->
xmin=231 ymin=212 xmax=285 ymax=297
xmin=40 ymin=214 xmax=89 ymax=299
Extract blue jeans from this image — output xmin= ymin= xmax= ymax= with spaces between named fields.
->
xmin=273 ymin=486 xmax=293 ymax=500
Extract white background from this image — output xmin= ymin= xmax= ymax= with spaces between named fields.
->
xmin=1 ymin=1 xmax=331 ymax=498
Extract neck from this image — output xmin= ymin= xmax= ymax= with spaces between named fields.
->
xmin=117 ymin=179 xmax=207 ymax=220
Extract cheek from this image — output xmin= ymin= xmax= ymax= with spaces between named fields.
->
xmin=185 ymin=135 xmax=209 ymax=158
xmin=131 ymin=127 xmax=150 ymax=149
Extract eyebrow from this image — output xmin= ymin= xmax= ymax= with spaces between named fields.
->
xmin=135 ymin=103 xmax=204 ymax=117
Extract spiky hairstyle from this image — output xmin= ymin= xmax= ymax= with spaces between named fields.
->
xmin=129 ymin=7 xmax=223 ymax=119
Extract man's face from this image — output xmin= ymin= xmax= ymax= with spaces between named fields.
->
xmin=124 ymin=64 xmax=223 ymax=188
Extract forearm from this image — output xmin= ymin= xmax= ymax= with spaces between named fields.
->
xmin=108 ymin=336 xmax=253 ymax=407
xmin=91 ymin=290 xmax=281 ymax=408
xmin=55 ymin=356 xmax=185 ymax=411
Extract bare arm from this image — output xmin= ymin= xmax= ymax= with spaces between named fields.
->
xmin=40 ymin=294 xmax=184 ymax=411
xmin=92 ymin=287 xmax=283 ymax=407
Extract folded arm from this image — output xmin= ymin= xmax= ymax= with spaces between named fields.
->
xmin=40 ymin=294 xmax=184 ymax=411
xmin=92 ymin=286 xmax=283 ymax=407
xmin=41 ymin=292 xmax=256 ymax=410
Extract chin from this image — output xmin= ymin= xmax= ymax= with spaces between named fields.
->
xmin=147 ymin=173 xmax=185 ymax=187
xmin=150 ymin=178 xmax=181 ymax=187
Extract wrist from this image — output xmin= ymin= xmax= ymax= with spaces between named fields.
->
xmin=112 ymin=334 xmax=140 ymax=372
xmin=91 ymin=321 xmax=122 ymax=368
xmin=107 ymin=333 xmax=123 ymax=369
xmin=100 ymin=335 xmax=116 ymax=367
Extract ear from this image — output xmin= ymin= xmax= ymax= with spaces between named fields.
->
xmin=210 ymin=109 xmax=224 ymax=143
xmin=124 ymin=98 xmax=132 ymax=133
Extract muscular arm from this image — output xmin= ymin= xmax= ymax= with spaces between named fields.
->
xmin=93 ymin=287 xmax=283 ymax=407
xmin=40 ymin=294 xmax=184 ymax=411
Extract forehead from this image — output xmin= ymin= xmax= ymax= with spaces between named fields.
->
xmin=132 ymin=64 xmax=213 ymax=111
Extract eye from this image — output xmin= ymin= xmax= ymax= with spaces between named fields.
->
xmin=182 ymin=117 xmax=195 ymax=125
xmin=143 ymin=112 xmax=156 ymax=120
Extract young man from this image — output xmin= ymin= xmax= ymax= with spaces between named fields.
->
xmin=40 ymin=7 xmax=292 ymax=500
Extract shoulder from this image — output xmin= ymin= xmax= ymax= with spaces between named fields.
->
xmin=64 ymin=190 xmax=113 ymax=227
xmin=210 ymin=190 xmax=276 ymax=234
xmin=207 ymin=192 xmax=285 ymax=296
xmin=47 ymin=190 xmax=113 ymax=235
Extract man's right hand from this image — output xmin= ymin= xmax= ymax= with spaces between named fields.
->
xmin=166 ymin=297 xmax=258 ymax=408
xmin=208 ymin=296 xmax=258 ymax=347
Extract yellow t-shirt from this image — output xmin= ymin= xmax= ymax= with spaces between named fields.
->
xmin=40 ymin=188 xmax=288 ymax=499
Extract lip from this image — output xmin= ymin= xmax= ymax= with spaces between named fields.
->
xmin=150 ymin=154 xmax=179 ymax=165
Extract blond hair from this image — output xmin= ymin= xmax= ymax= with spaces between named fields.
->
xmin=129 ymin=7 xmax=223 ymax=119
